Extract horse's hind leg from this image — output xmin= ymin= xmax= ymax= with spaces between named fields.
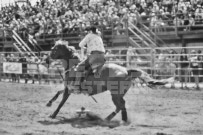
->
xmin=105 ymin=94 xmax=127 ymax=122
xmin=105 ymin=103 xmax=120 ymax=121
xmin=105 ymin=95 xmax=120 ymax=121
xmin=50 ymin=88 xmax=70 ymax=118
xmin=46 ymin=90 xmax=64 ymax=107
xmin=118 ymin=96 xmax=128 ymax=122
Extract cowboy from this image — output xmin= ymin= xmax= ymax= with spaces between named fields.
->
xmin=73 ymin=26 xmax=105 ymax=90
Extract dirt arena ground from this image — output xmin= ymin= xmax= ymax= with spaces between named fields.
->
xmin=0 ymin=82 xmax=203 ymax=135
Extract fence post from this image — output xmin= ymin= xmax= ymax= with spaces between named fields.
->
xmin=37 ymin=63 xmax=41 ymax=84
xmin=150 ymin=48 xmax=155 ymax=77
xmin=126 ymin=18 xmax=129 ymax=47
xmin=189 ymin=54 xmax=191 ymax=84
xmin=0 ymin=53 xmax=2 ymax=81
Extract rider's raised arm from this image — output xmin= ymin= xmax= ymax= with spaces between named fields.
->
xmin=79 ymin=34 xmax=89 ymax=59
xmin=79 ymin=34 xmax=89 ymax=48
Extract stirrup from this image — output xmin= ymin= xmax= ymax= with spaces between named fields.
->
xmin=93 ymin=69 xmax=97 ymax=73
xmin=94 ymin=69 xmax=102 ymax=78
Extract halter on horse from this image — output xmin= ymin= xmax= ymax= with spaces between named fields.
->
xmin=46 ymin=41 xmax=174 ymax=122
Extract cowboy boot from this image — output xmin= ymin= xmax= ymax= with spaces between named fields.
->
xmin=82 ymin=68 xmax=92 ymax=82
xmin=94 ymin=66 xmax=102 ymax=78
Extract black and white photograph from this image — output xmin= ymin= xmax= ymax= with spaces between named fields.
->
xmin=0 ymin=0 xmax=203 ymax=135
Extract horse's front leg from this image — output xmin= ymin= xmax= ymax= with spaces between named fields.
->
xmin=50 ymin=87 xmax=70 ymax=119
xmin=46 ymin=90 xmax=64 ymax=107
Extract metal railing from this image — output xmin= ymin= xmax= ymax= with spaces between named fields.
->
xmin=0 ymin=46 xmax=203 ymax=88
xmin=128 ymin=21 xmax=157 ymax=48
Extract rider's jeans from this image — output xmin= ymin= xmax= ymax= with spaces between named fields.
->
xmin=74 ymin=51 xmax=105 ymax=86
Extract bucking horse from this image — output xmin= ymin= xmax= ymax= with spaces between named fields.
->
xmin=46 ymin=40 xmax=174 ymax=122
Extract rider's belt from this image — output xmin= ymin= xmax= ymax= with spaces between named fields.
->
xmin=90 ymin=51 xmax=105 ymax=54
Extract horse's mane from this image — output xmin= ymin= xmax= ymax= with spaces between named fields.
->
xmin=55 ymin=40 xmax=80 ymax=60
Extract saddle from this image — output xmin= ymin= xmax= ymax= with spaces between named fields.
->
xmin=70 ymin=63 xmax=103 ymax=94
xmin=84 ymin=63 xmax=103 ymax=81
xmin=85 ymin=55 xmax=106 ymax=79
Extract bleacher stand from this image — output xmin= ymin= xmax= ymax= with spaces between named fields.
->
xmin=1 ymin=0 xmax=203 ymax=38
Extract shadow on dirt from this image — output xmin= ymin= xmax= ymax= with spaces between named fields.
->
xmin=137 ymin=124 xmax=173 ymax=129
xmin=38 ymin=113 xmax=121 ymax=128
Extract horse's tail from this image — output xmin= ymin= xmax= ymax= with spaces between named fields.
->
xmin=127 ymin=69 xmax=174 ymax=86
xmin=127 ymin=69 xmax=142 ymax=79
xmin=147 ymin=77 xmax=175 ymax=86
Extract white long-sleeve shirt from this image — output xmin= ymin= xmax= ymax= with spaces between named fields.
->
xmin=79 ymin=33 xmax=105 ymax=54
xmin=190 ymin=56 xmax=198 ymax=67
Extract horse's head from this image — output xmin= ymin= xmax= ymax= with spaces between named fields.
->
xmin=50 ymin=40 xmax=76 ymax=60
xmin=50 ymin=40 xmax=80 ymax=69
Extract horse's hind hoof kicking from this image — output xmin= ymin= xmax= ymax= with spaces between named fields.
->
xmin=46 ymin=102 xmax=52 ymax=107
xmin=105 ymin=112 xmax=117 ymax=121
xmin=49 ymin=114 xmax=56 ymax=119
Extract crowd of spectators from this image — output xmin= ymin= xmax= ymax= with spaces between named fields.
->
xmin=0 ymin=53 xmax=45 ymax=64
xmin=0 ymin=0 xmax=203 ymax=39
xmin=179 ymin=49 xmax=203 ymax=90
xmin=0 ymin=52 xmax=63 ymax=84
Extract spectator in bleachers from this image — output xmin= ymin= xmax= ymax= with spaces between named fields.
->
xmin=197 ymin=50 xmax=203 ymax=82
xmin=173 ymin=15 xmax=182 ymax=26
xmin=0 ymin=54 xmax=6 ymax=62
xmin=189 ymin=50 xmax=200 ymax=90
xmin=183 ymin=14 xmax=190 ymax=31
xmin=6 ymin=54 xmax=12 ymax=62
xmin=158 ymin=49 xmax=166 ymax=62
xmin=189 ymin=14 xmax=195 ymax=26
xmin=179 ymin=48 xmax=189 ymax=89
xmin=114 ymin=22 xmax=125 ymax=35
xmin=105 ymin=50 xmax=114 ymax=61
xmin=18 ymin=53 xmax=28 ymax=83
xmin=151 ymin=48 xmax=157 ymax=76
xmin=0 ymin=54 xmax=6 ymax=81
xmin=10 ymin=53 xmax=18 ymax=62
xmin=168 ymin=50 xmax=177 ymax=63
xmin=126 ymin=46 xmax=139 ymax=69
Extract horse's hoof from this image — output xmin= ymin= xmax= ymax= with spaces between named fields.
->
xmin=104 ymin=118 xmax=111 ymax=122
xmin=46 ymin=102 xmax=52 ymax=107
xmin=171 ymin=86 xmax=175 ymax=89
xmin=120 ymin=120 xmax=130 ymax=126
xmin=49 ymin=114 xmax=56 ymax=119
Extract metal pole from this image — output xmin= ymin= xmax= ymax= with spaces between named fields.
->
xmin=175 ymin=2 xmax=178 ymax=36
